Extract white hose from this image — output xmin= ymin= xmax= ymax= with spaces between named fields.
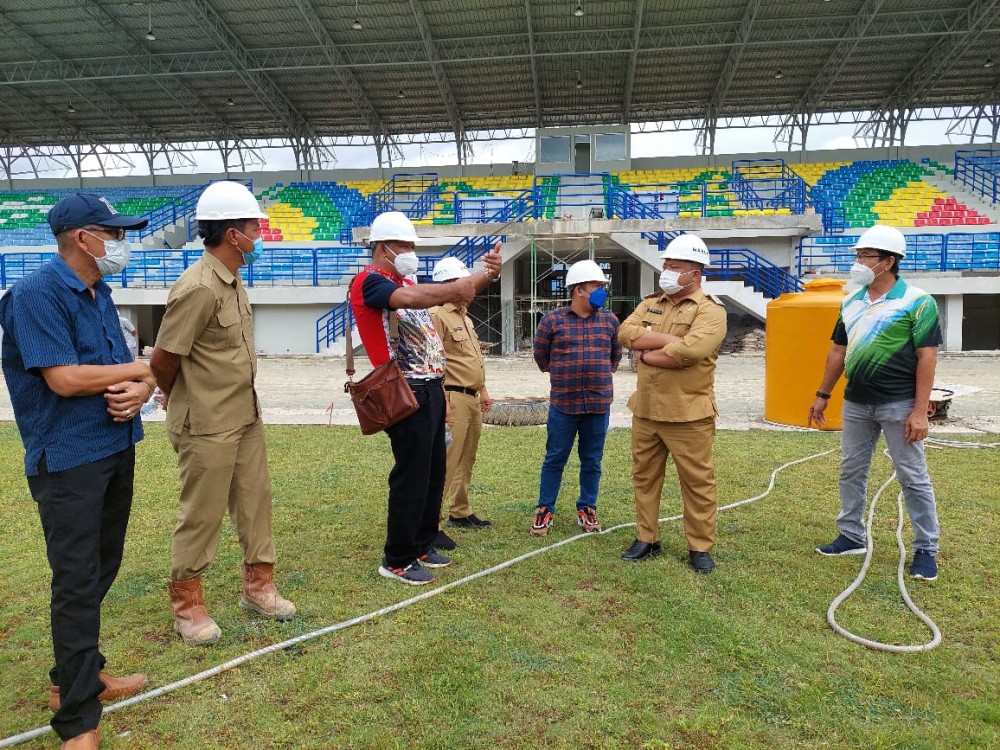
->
xmin=825 ymin=473 xmax=942 ymax=653
xmin=2 ymin=440 xmax=993 ymax=746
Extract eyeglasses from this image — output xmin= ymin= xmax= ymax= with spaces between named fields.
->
xmin=83 ymin=225 xmax=126 ymax=240
xmin=855 ymin=253 xmax=882 ymax=262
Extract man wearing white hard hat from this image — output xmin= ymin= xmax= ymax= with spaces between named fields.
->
xmin=618 ymin=233 xmax=727 ymax=573
xmin=151 ymin=181 xmax=296 ymax=646
xmin=809 ymin=224 xmax=942 ymax=581
xmin=530 ymin=259 xmax=622 ymax=538
xmin=350 ymin=212 xmax=501 ymax=585
xmin=430 ymin=257 xmax=494 ymax=533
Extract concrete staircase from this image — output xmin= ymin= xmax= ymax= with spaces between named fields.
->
xmin=555 ymin=176 xmax=605 ymax=219
xmin=610 ymin=231 xmax=770 ymax=321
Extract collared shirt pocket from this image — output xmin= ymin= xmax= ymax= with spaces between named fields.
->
xmin=204 ymin=303 xmax=242 ymax=349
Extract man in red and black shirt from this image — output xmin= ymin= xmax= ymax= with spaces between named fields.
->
xmin=530 ymin=259 xmax=622 ymax=538
xmin=349 ymin=211 xmax=501 ymax=585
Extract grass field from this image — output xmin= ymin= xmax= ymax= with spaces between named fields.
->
xmin=1 ymin=423 xmax=998 ymax=750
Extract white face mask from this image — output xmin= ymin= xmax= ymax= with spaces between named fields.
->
xmin=659 ymin=269 xmax=691 ymax=295
xmin=390 ymin=250 xmax=419 ymax=277
xmin=849 ymin=261 xmax=882 ymax=287
xmin=82 ymin=231 xmax=132 ymax=276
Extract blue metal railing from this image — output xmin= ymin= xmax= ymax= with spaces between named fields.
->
xmin=731 ymin=159 xmax=807 ymax=213
xmin=0 ymin=246 xmax=368 ymax=290
xmin=954 ymin=149 xmax=1000 ymax=204
xmin=316 ymin=301 xmax=353 ymax=351
xmin=797 ymin=232 xmax=1000 ymax=275
xmin=710 ymin=248 xmax=804 ymax=298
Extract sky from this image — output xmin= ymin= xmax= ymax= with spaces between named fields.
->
xmin=11 ymin=117 xmax=983 ymax=180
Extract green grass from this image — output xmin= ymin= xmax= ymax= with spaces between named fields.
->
xmin=1 ymin=424 xmax=998 ymax=749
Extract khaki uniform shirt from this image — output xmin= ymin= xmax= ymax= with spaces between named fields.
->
xmin=155 ymin=251 xmax=260 ymax=435
xmin=430 ymin=303 xmax=486 ymax=392
xmin=619 ymin=287 xmax=727 ymax=423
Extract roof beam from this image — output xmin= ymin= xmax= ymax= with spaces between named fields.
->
xmin=74 ymin=0 xmax=242 ymax=142
xmin=173 ymin=0 xmax=315 ymax=139
xmin=407 ymin=0 xmax=468 ymax=162
xmin=525 ymin=0 xmax=541 ymax=128
xmin=621 ymin=0 xmax=645 ymax=124
xmin=290 ymin=0 xmax=397 ymax=157
xmin=3 ymin=11 xmax=1000 ymax=86
xmin=706 ymin=0 xmax=761 ymax=117
xmin=775 ymin=0 xmax=886 ymax=148
xmin=888 ymin=0 xmax=1000 ymax=107
xmin=858 ymin=0 xmax=1000 ymax=143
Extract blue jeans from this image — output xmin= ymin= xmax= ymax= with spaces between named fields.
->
xmin=537 ymin=405 xmax=610 ymax=511
xmin=838 ymin=398 xmax=940 ymax=554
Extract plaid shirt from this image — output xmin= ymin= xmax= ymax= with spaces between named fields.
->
xmin=534 ymin=305 xmax=622 ymax=414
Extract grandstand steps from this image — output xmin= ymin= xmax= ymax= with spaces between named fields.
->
xmin=923 ymin=173 xmax=1000 ymax=225
xmin=555 ymin=176 xmax=605 ymax=220
xmin=142 ymin=220 xmax=188 ymax=250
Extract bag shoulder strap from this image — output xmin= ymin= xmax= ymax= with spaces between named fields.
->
xmin=345 ymin=305 xmax=402 ymax=379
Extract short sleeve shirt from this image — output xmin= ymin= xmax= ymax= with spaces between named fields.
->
xmin=832 ymin=277 xmax=942 ymax=404
xmin=619 ymin=288 xmax=727 ymax=423
xmin=349 ymin=269 xmax=445 ymax=380
xmin=154 ymin=251 xmax=260 ymax=435
xmin=430 ymin=303 xmax=485 ymax=392
xmin=0 ymin=256 xmax=142 ymax=475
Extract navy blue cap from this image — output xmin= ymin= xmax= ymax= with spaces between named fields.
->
xmin=48 ymin=193 xmax=149 ymax=236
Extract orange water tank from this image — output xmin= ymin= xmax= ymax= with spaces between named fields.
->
xmin=764 ymin=278 xmax=848 ymax=430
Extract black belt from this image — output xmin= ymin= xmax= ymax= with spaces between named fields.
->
xmin=444 ymin=385 xmax=479 ymax=397
xmin=406 ymin=378 xmax=444 ymax=389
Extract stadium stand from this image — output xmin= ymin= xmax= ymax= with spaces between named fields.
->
xmin=0 ymin=186 xmax=202 ymax=246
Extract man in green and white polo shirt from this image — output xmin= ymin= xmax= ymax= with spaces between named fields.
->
xmin=808 ymin=224 xmax=942 ymax=581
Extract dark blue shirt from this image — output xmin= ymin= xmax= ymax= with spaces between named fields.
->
xmin=0 ymin=255 xmax=143 ymax=475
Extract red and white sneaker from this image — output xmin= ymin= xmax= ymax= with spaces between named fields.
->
xmin=530 ymin=507 xmax=554 ymax=537
xmin=577 ymin=506 xmax=602 ymax=533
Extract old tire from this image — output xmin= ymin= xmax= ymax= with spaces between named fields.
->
xmin=483 ymin=397 xmax=549 ymax=426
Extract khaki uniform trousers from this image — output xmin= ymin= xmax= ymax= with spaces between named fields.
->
xmin=631 ymin=415 xmax=717 ymax=552
xmin=168 ymin=419 xmax=276 ymax=580
xmin=441 ymin=391 xmax=482 ymax=522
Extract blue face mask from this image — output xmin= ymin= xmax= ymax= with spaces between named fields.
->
xmin=588 ymin=286 xmax=608 ymax=310
xmin=237 ymin=230 xmax=264 ymax=265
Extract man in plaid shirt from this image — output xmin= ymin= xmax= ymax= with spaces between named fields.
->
xmin=530 ymin=259 xmax=622 ymax=537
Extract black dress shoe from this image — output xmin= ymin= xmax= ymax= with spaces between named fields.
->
xmin=434 ymin=530 xmax=457 ymax=551
xmin=689 ymin=550 xmax=715 ymax=573
xmin=621 ymin=539 xmax=661 ymax=562
xmin=447 ymin=514 xmax=493 ymax=529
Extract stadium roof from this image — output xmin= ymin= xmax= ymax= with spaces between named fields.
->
xmin=1 ymin=0 xmax=999 ymax=161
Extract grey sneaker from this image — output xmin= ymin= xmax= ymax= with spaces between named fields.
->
xmin=378 ymin=561 xmax=435 ymax=585
xmin=816 ymin=534 xmax=866 ymax=556
xmin=909 ymin=550 xmax=938 ymax=581
xmin=418 ymin=549 xmax=453 ymax=568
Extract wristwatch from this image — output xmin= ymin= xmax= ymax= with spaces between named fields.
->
xmin=815 ymin=390 xmax=832 ymax=400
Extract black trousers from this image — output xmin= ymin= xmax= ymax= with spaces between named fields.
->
xmin=383 ymin=382 xmax=446 ymax=568
xmin=27 ymin=447 xmax=135 ymax=741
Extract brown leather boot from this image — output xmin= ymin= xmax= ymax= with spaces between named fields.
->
xmin=49 ymin=671 xmax=148 ymax=711
xmin=60 ymin=728 xmax=99 ymax=749
xmin=169 ymin=578 xmax=221 ymax=646
xmin=239 ymin=562 xmax=296 ymax=621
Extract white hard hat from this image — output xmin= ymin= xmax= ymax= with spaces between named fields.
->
xmin=660 ymin=233 xmax=711 ymax=266
xmin=565 ymin=259 xmax=608 ymax=287
xmin=853 ymin=224 xmax=907 ymax=259
xmin=432 ymin=257 xmax=470 ymax=282
xmin=195 ymin=181 xmax=268 ymax=221
xmin=369 ymin=211 xmax=419 ymax=244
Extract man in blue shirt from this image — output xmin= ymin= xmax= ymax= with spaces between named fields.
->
xmin=0 ymin=194 xmax=155 ymax=750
